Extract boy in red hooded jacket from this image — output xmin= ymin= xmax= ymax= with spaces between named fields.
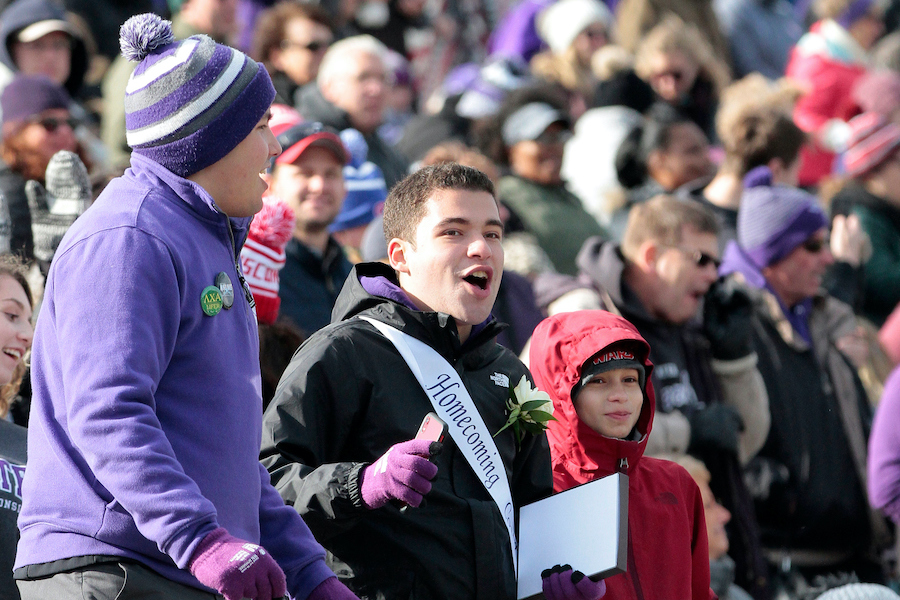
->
xmin=530 ymin=310 xmax=715 ymax=600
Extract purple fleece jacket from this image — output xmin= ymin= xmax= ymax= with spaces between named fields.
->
xmin=15 ymin=153 xmax=334 ymax=598
xmin=868 ymin=366 xmax=900 ymax=524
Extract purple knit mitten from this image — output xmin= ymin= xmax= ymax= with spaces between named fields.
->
xmin=360 ymin=439 xmax=439 ymax=509
xmin=307 ymin=576 xmax=362 ymax=600
xmin=188 ymin=527 xmax=287 ymax=600
xmin=542 ymin=565 xmax=607 ymax=600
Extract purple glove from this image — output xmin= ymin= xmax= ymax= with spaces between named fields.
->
xmin=188 ymin=527 xmax=287 ymax=600
xmin=307 ymin=576 xmax=362 ymax=600
xmin=542 ymin=565 xmax=607 ymax=600
xmin=360 ymin=439 xmax=440 ymax=509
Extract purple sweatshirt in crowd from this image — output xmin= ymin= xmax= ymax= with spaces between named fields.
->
xmin=15 ymin=153 xmax=334 ymax=598
xmin=868 ymin=366 xmax=900 ymax=525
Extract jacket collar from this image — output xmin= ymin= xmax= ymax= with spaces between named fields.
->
xmin=333 ymin=262 xmax=505 ymax=360
xmin=127 ymin=153 xmax=251 ymax=247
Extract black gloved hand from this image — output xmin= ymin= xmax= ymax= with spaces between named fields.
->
xmin=687 ymin=404 xmax=744 ymax=454
xmin=541 ymin=564 xmax=606 ymax=600
xmin=703 ymin=277 xmax=754 ymax=361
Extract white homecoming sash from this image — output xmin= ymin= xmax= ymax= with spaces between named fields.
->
xmin=360 ymin=317 xmax=518 ymax=574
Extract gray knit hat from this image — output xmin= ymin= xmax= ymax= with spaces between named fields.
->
xmin=119 ymin=13 xmax=275 ymax=177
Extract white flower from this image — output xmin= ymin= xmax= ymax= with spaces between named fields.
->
xmin=510 ymin=375 xmax=553 ymax=423
xmin=496 ymin=376 xmax=556 ymax=448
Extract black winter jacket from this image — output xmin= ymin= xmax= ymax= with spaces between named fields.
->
xmin=260 ymin=262 xmax=553 ymax=600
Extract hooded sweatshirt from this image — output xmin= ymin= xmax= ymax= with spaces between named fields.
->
xmin=530 ymin=310 xmax=714 ymax=600
xmin=0 ymin=0 xmax=88 ymax=97
xmin=14 ymin=153 xmax=334 ymax=598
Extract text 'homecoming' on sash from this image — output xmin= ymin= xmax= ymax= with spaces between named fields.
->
xmin=359 ymin=316 xmax=518 ymax=574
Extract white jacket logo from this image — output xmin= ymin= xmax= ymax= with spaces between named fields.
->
xmin=490 ymin=372 xmax=509 ymax=388
xmin=372 ymin=448 xmax=392 ymax=474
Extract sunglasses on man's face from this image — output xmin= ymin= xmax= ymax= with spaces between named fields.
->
xmin=801 ymin=237 xmax=828 ymax=253
xmin=30 ymin=116 xmax=78 ymax=133
xmin=665 ymin=245 xmax=721 ymax=269
xmin=280 ymin=39 xmax=330 ymax=52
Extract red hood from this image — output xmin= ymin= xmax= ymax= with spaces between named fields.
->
xmin=529 ymin=310 xmax=655 ymax=489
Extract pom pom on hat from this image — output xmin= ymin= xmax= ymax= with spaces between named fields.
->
xmin=331 ymin=129 xmax=387 ymax=234
xmin=340 ymin=128 xmax=369 ymax=169
xmin=737 ymin=166 xmax=828 ymax=268
xmin=742 ymin=164 xmax=773 ymax=189
xmin=240 ymin=196 xmax=295 ymax=325
xmin=249 ymin=196 xmax=294 ymax=248
xmin=119 ymin=13 xmax=175 ymax=62
xmin=119 ymin=13 xmax=275 ymax=177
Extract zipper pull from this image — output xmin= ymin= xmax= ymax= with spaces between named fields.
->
xmin=618 ymin=457 xmax=628 ymax=472
xmin=235 ymin=261 xmax=256 ymax=309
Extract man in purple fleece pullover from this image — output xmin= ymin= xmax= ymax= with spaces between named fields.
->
xmin=13 ymin=13 xmax=359 ymax=600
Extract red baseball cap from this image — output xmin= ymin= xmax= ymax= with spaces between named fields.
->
xmin=275 ymin=121 xmax=349 ymax=166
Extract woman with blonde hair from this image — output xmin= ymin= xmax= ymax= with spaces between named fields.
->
xmin=531 ymin=0 xmax=613 ymax=113
xmin=634 ymin=15 xmax=731 ymax=140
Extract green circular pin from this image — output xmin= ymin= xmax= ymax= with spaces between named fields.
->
xmin=200 ymin=285 xmax=223 ymax=316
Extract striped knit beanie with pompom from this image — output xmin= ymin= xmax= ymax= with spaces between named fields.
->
xmin=119 ymin=13 xmax=275 ymax=177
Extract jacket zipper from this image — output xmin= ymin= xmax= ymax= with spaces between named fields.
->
xmin=627 ymin=527 xmax=645 ymax=600
xmin=225 ymin=218 xmax=256 ymax=309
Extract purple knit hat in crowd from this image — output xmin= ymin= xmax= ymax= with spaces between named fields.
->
xmin=737 ymin=166 xmax=828 ymax=269
xmin=1 ymin=74 xmax=70 ymax=129
xmin=119 ymin=13 xmax=275 ymax=177
xmin=837 ymin=0 xmax=877 ymax=28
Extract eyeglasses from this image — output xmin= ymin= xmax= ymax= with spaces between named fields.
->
xmin=666 ymin=245 xmax=721 ymax=269
xmin=280 ymin=39 xmax=330 ymax=52
xmin=30 ymin=116 xmax=78 ymax=133
xmin=801 ymin=237 xmax=828 ymax=253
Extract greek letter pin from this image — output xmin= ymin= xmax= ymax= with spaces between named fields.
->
xmin=200 ymin=286 xmax=223 ymax=316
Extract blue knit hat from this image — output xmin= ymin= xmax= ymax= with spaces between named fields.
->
xmin=119 ymin=14 xmax=275 ymax=177
xmin=330 ymin=128 xmax=386 ymax=233
xmin=737 ymin=166 xmax=828 ymax=268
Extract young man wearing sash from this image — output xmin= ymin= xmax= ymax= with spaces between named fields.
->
xmin=261 ymin=164 xmax=574 ymax=600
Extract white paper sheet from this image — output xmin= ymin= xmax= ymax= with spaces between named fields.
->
xmin=516 ymin=472 xmax=628 ymax=600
